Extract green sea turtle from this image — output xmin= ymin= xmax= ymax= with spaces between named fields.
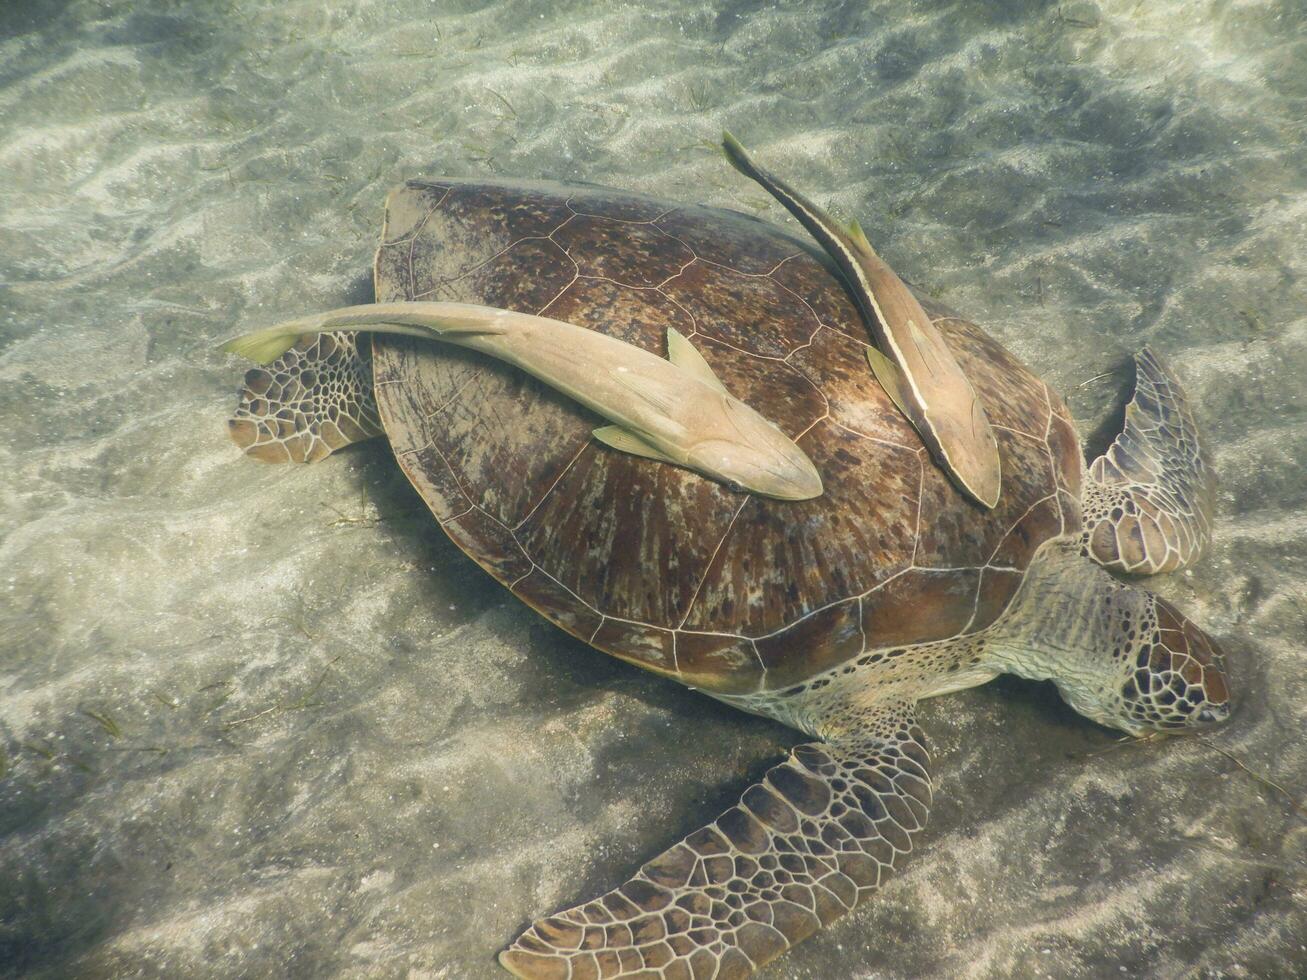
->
xmin=226 ymin=177 xmax=1230 ymax=979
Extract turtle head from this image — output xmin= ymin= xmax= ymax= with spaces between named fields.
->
xmin=1053 ymin=591 xmax=1232 ymax=737
xmin=995 ymin=547 xmax=1232 ymax=737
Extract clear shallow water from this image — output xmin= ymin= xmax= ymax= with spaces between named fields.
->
xmin=2 ymin=1 xmax=1304 ymax=977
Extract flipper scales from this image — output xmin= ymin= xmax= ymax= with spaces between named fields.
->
xmin=228 ymin=330 xmax=383 ymax=463
xmin=500 ymin=705 xmax=929 ymax=979
xmin=1081 ymin=348 xmax=1214 ymax=574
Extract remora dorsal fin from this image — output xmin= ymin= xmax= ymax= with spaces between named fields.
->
xmin=866 ymin=345 xmax=911 ymax=417
xmin=666 ymin=328 xmax=729 ymax=395
xmin=591 ymin=425 xmax=676 ymax=464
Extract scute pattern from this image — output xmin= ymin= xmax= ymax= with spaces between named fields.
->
xmin=369 ymin=180 xmax=1081 ymax=694
xmin=1081 ymin=348 xmax=1213 ymax=574
xmin=1117 ymin=596 xmax=1230 ymax=729
xmin=500 ymin=706 xmax=929 ymax=980
xmin=229 ymin=331 xmax=383 ymax=463
xmin=515 ymin=446 xmax=741 ymax=634
xmin=681 ymin=420 xmax=923 ymax=639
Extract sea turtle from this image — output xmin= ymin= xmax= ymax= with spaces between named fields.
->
xmin=227 ymin=177 xmax=1230 ymax=979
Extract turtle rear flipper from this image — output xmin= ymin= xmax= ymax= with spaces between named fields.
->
xmin=500 ymin=705 xmax=929 ymax=979
xmin=1081 ymin=348 xmax=1214 ymax=575
xmin=227 ymin=331 xmax=382 ymax=463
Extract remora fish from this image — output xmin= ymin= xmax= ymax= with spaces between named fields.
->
xmin=721 ymin=132 xmax=1002 ymax=509
xmin=221 ymin=301 xmax=823 ymax=501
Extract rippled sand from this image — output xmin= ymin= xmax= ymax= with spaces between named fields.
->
xmin=2 ymin=1 xmax=1304 ymax=977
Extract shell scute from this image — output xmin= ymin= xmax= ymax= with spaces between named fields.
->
xmin=860 ymin=569 xmax=980 ymax=650
xmin=653 ymin=207 xmax=799 ymax=276
xmin=764 ymin=251 xmax=865 ymax=343
xmin=514 ymin=444 xmax=739 ymax=629
xmin=753 ymin=598 xmax=864 ymax=689
xmin=591 ymin=618 xmax=677 ymax=676
xmin=989 ymin=495 xmax=1065 ymax=569
xmin=658 ymin=259 xmax=819 ymax=360
xmin=679 ymin=420 xmax=922 ymax=637
xmin=512 ymin=567 xmax=606 ymax=646
xmin=1050 ymin=405 xmax=1085 ymax=505
xmin=442 ymin=504 xmax=531 ymax=585
xmin=561 ymin=212 xmax=694 ymax=288
xmin=785 ymin=326 xmax=919 ymax=449
xmin=541 ymin=273 xmax=693 ymax=349
xmin=675 ymin=633 xmax=761 ymax=685
xmin=394 ymin=346 xmax=590 ymax=531
xmin=429 ymin=235 xmax=574 ymax=310
xmin=938 ymin=316 xmax=1049 ymax=438
xmin=418 ymin=178 xmax=573 ymax=258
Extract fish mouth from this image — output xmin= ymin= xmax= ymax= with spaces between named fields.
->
xmin=778 ymin=458 xmax=824 ymax=500
xmin=688 ymin=436 xmax=824 ymax=501
xmin=751 ymin=448 xmax=823 ymax=501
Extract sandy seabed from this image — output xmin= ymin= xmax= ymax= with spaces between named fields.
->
xmin=1 ymin=1 xmax=1304 ymax=977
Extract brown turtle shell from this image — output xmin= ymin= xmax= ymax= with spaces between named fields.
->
xmin=369 ymin=179 xmax=1083 ymax=695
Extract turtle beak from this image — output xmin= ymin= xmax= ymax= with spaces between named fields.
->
xmin=1195 ymin=702 xmax=1231 ymax=727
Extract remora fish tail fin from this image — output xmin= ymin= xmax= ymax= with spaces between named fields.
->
xmin=591 ymin=425 xmax=677 ymax=464
xmin=222 ymin=329 xmax=313 ymax=365
xmin=847 ymin=217 xmax=875 ymax=257
xmin=666 ymin=328 xmax=729 ymax=395
xmin=720 ymin=129 xmax=756 ymax=178
xmin=220 ymin=302 xmax=509 ymax=365
xmin=866 ymin=345 xmax=911 ymax=417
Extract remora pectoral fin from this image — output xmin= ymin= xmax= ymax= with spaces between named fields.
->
xmin=591 ymin=425 xmax=677 ymax=464
xmin=666 ymin=328 xmax=729 ymax=395
xmin=866 ymin=345 xmax=911 ymax=417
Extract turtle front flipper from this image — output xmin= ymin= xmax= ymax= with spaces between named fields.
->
xmin=500 ymin=705 xmax=929 ymax=979
xmin=227 ymin=331 xmax=383 ymax=463
xmin=1081 ymin=348 xmax=1214 ymax=575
